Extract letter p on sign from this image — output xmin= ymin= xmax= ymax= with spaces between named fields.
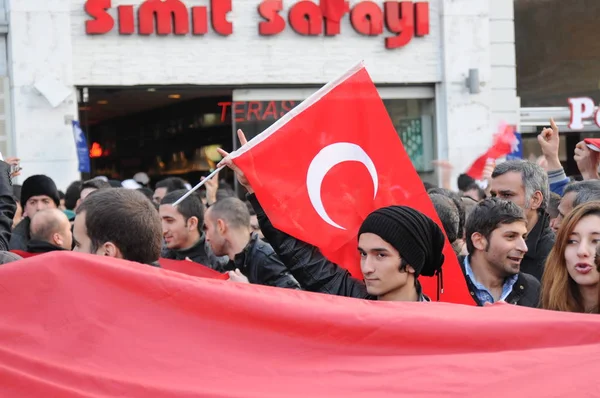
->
xmin=568 ymin=97 xmax=598 ymax=130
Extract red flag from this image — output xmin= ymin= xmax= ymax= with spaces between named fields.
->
xmin=229 ymin=63 xmax=471 ymax=305
xmin=466 ymin=123 xmax=516 ymax=180
xmin=1 ymin=252 xmax=600 ymax=397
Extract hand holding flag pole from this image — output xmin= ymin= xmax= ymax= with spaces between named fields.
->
xmin=172 ymin=167 xmax=224 ymax=207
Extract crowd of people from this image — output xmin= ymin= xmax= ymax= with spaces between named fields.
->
xmin=0 ymin=119 xmax=599 ymax=314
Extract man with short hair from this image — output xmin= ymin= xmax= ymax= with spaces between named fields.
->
xmin=10 ymin=175 xmax=60 ymax=251
xmin=27 ymin=209 xmax=72 ymax=253
xmin=461 ymin=198 xmax=540 ymax=307
xmin=159 ymin=190 xmax=227 ymax=270
xmin=490 ymin=160 xmax=554 ymax=280
xmin=429 ymin=193 xmax=460 ymax=255
xmin=204 ymin=197 xmax=300 ymax=289
xmin=78 ymin=178 xmax=111 ymax=207
xmin=553 ymin=180 xmax=600 ymax=232
xmin=73 ymin=189 xmax=162 ymax=265
xmin=153 ymin=177 xmax=188 ymax=205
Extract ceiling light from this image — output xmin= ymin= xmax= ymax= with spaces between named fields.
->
xmin=97 ymin=100 xmax=108 ymax=105
xmin=147 ymin=88 xmax=156 ymax=92
xmin=168 ymin=94 xmax=181 ymax=99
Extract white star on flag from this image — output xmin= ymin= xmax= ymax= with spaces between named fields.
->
xmin=511 ymin=137 xmax=519 ymax=153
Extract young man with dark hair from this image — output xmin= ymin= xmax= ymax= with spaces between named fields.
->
xmin=153 ymin=177 xmax=188 ymax=205
xmin=79 ymin=178 xmax=111 ymax=206
xmin=10 ymin=175 xmax=60 ymax=251
xmin=73 ymin=189 xmax=162 ymax=266
xmin=490 ymin=160 xmax=554 ymax=280
xmin=159 ymin=190 xmax=228 ymax=270
xmin=219 ymin=155 xmax=445 ymax=302
xmin=204 ymin=197 xmax=300 ymax=289
xmin=461 ymin=197 xmax=540 ymax=307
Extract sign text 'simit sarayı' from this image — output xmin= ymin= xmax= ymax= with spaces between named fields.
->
xmin=84 ymin=0 xmax=430 ymax=49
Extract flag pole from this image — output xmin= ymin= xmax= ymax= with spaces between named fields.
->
xmin=172 ymin=166 xmax=224 ymax=207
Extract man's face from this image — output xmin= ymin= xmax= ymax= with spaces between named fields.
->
xmin=159 ymin=204 xmax=196 ymax=250
xmin=203 ymin=208 xmax=227 ymax=257
xmin=73 ymin=211 xmax=97 ymax=255
xmin=490 ymin=172 xmax=528 ymax=210
xmin=481 ymin=221 xmax=528 ymax=277
xmin=24 ymin=195 xmax=57 ymax=217
xmin=358 ymin=233 xmax=413 ymax=297
xmin=80 ymin=187 xmax=97 ymax=203
xmin=154 ymin=187 xmax=168 ymax=205
xmin=554 ymin=191 xmax=577 ymax=232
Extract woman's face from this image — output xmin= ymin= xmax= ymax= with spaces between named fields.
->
xmin=565 ymin=215 xmax=600 ymax=287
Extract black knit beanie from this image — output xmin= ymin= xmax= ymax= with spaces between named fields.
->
xmin=358 ymin=206 xmax=445 ymax=278
xmin=21 ymin=175 xmax=60 ymax=207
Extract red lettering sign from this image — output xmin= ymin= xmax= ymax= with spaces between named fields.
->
xmin=84 ymin=0 xmax=429 ymax=49
xmin=218 ymin=101 xmax=298 ymax=123
xmin=84 ymin=0 xmax=232 ymax=36
xmin=259 ymin=0 xmax=429 ymax=49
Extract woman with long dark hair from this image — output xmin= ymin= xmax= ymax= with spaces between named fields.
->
xmin=541 ymin=202 xmax=600 ymax=313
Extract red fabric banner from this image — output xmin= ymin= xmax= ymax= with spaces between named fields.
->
xmin=1 ymin=252 xmax=599 ymax=397
xmin=158 ymin=258 xmax=229 ymax=280
xmin=230 ymin=63 xmax=471 ymax=304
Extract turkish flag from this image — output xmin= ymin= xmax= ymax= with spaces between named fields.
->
xmin=229 ymin=63 xmax=471 ymax=305
xmin=466 ymin=123 xmax=517 ymax=180
xmin=2 ymin=252 xmax=600 ymax=397
xmin=159 ymin=258 xmax=229 ymax=280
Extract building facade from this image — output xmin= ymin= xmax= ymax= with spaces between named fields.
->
xmin=7 ymin=0 xmax=518 ymax=190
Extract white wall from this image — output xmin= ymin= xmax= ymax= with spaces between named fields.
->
xmin=70 ymin=0 xmax=442 ymax=85
xmin=7 ymin=0 xmax=80 ymax=190
xmin=6 ymin=0 xmax=518 ymax=191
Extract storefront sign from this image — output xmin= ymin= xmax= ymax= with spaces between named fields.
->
xmin=84 ymin=0 xmax=429 ymax=49
xmin=568 ymin=97 xmax=600 ymax=130
xmin=219 ymin=101 xmax=298 ymax=123
xmin=85 ymin=0 xmax=233 ymax=36
xmin=259 ymin=0 xmax=429 ymax=49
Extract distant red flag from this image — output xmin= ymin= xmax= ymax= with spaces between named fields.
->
xmin=466 ymin=123 xmax=516 ymax=180
xmin=229 ymin=62 xmax=472 ymax=305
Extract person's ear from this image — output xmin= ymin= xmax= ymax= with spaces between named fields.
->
xmin=471 ymin=232 xmax=488 ymax=251
xmin=405 ymin=264 xmax=416 ymax=275
xmin=217 ymin=219 xmax=227 ymax=234
xmin=100 ymin=242 xmax=121 ymax=259
xmin=529 ymin=191 xmax=544 ymax=210
xmin=187 ymin=216 xmax=199 ymax=231
xmin=53 ymin=232 xmax=63 ymax=246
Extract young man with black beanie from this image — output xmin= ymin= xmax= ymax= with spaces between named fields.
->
xmin=10 ymin=174 xmax=60 ymax=251
xmin=219 ymin=155 xmax=445 ymax=302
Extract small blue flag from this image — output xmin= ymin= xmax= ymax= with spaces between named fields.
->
xmin=72 ymin=120 xmax=91 ymax=173
xmin=506 ymin=132 xmax=523 ymax=160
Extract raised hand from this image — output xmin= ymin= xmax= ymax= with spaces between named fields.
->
xmin=574 ymin=141 xmax=600 ymax=180
xmin=217 ymin=129 xmax=254 ymax=194
xmin=537 ymin=118 xmax=562 ymax=170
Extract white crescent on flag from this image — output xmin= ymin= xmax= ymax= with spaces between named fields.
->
xmin=306 ymin=142 xmax=378 ymax=230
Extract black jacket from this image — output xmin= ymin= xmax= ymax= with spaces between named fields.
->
xmin=521 ymin=211 xmax=555 ymax=281
xmin=246 ymin=194 xmax=431 ymax=301
xmin=9 ymin=216 xmax=29 ymax=251
xmin=458 ymin=255 xmax=540 ymax=307
xmin=223 ymin=233 xmax=301 ymax=289
xmin=161 ymin=235 xmax=228 ymax=272
xmin=0 ymin=162 xmax=15 ymax=251
xmin=26 ymin=239 xmax=66 ymax=254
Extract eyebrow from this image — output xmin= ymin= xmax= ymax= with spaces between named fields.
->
xmin=498 ymin=190 xmax=515 ymax=195
xmin=358 ymin=247 xmax=390 ymax=253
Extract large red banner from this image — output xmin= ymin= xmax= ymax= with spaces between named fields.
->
xmin=1 ymin=252 xmax=599 ymax=397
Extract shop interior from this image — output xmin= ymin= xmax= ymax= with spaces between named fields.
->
xmin=77 ymin=87 xmax=438 ymax=188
